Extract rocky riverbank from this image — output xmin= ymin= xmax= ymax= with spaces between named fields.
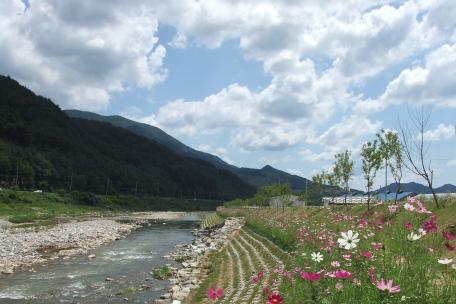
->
xmin=0 ymin=212 xmax=186 ymax=275
xmin=155 ymin=217 xmax=245 ymax=304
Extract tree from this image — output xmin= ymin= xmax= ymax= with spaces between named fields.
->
xmin=326 ymin=172 xmax=339 ymax=203
xmin=399 ymin=108 xmax=439 ymax=208
xmin=377 ymin=130 xmax=393 ymax=199
xmin=377 ymin=130 xmax=403 ymax=203
xmin=388 ymin=133 xmax=403 ymax=203
xmin=303 ymin=171 xmax=326 ymax=205
xmin=333 ymin=150 xmax=354 ymax=205
xmin=361 ymin=140 xmax=382 ymax=210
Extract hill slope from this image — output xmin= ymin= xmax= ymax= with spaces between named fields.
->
xmin=65 ymin=110 xmax=312 ymax=192
xmin=0 ymin=75 xmax=255 ymax=199
xmin=376 ymin=182 xmax=456 ymax=194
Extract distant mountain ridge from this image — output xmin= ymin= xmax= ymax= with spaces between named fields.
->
xmin=65 ymin=110 xmax=311 ymax=192
xmin=376 ymin=182 xmax=456 ymax=194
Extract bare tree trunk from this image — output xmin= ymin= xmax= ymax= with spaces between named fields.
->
xmin=425 ymin=176 xmax=439 ymax=208
xmin=399 ymin=107 xmax=440 ymax=208
xmin=394 ymin=183 xmax=400 ymax=204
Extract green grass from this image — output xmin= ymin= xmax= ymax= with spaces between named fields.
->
xmin=115 ymin=286 xmax=138 ymax=296
xmin=0 ymin=190 xmax=107 ymax=223
xmin=200 ymin=213 xmax=224 ymax=229
xmin=152 ymin=265 xmax=172 ymax=280
xmin=0 ymin=189 xmax=222 ymax=223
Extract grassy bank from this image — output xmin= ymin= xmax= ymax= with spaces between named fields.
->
xmin=0 ymin=189 xmax=222 ymax=223
xmin=217 ymin=198 xmax=456 ymax=303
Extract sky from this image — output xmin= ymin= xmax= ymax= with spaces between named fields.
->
xmin=1 ymin=0 xmax=455 ymax=190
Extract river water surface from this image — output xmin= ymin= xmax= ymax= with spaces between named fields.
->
xmin=0 ymin=213 xmax=202 ymax=303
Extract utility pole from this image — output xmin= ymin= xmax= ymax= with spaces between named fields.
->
xmin=305 ymin=179 xmax=308 ymax=207
xmin=384 ymin=159 xmax=388 ymax=200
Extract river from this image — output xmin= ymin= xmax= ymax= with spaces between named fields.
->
xmin=0 ymin=213 xmax=203 ymax=303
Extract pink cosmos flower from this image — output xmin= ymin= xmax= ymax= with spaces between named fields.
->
xmin=358 ymin=219 xmax=368 ymax=229
xmin=300 ymin=271 xmax=321 ymax=281
xmin=388 ymin=205 xmax=398 ymax=213
xmin=267 ymin=292 xmax=283 ymax=304
xmin=376 ymin=278 xmax=401 ymax=294
xmin=207 ymin=288 xmax=224 ymax=301
xmin=252 ymin=270 xmax=265 ymax=283
xmin=361 ymin=251 xmax=373 ymax=260
xmin=342 ymin=254 xmax=351 ymax=260
xmin=416 ymin=201 xmax=432 ymax=214
xmin=442 ymin=231 xmax=455 ymax=241
xmin=445 ymin=243 xmax=456 ymax=252
xmin=407 ymin=196 xmax=416 ymax=204
xmin=422 ymin=218 xmax=438 ymax=233
xmin=371 ymin=242 xmax=384 ymax=250
xmin=334 ymin=269 xmax=352 ymax=279
xmin=331 ymin=261 xmax=341 ymax=267
xmin=403 ymin=221 xmax=413 ymax=230
xmin=368 ymin=268 xmax=377 ymax=283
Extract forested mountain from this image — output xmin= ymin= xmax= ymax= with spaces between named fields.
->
xmin=376 ymin=182 xmax=456 ymax=194
xmin=0 ymin=75 xmax=255 ymax=199
xmin=65 ymin=110 xmax=311 ymax=192
xmin=65 ymin=109 xmax=233 ymax=171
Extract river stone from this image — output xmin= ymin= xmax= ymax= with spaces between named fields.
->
xmin=160 ymin=293 xmax=171 ymax=299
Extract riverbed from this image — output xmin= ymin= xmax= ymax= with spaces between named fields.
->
xmin=0 ymin=214 xmax=203 ymax=303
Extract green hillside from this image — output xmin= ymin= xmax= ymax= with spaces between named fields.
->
xmin=0 ymin=75 xmax=255 ymax=200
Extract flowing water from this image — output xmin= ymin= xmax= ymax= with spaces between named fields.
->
xmin=0 ymin=214 xmax=203 ymax=303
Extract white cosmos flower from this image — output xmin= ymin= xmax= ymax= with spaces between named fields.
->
xmin=311 ymin=252 xmax=324 ymax=263
xmin=452 ymin=264 xmax=456 ymax=270
xmin=437 ymin=258 xmax=453 ymax=265
xmin=407 ymin=232 xmax=421 ymax=241
xmin=404 ymin=203 xmax=415 ymax=211
xmin=337 ymin=230 xmax=360 ymax=250
xmin=418 ymin=228 xmax=427 ymax=235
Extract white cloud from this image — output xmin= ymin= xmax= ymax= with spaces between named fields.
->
xmin=310 ymin=116 xmax=382 ymax=149
xmin=146 ymin=0 xmax=454 ymax=152
xmin=196 ymin=144 xmax=232 ymax=163
xmin=358 ymin=42 xmax=456 ymax=113
xmin=300 ymin=149 xmax=333 ymax=162
xmin=448 ymin=159 xmax=456 ymax=166
xmin=0 ymin=0 xmax=167 ymax=110
xmin=422 ymin=123 xmax=455 ymax=141
xmin=168 ymin=32 xmax=187 ymax=48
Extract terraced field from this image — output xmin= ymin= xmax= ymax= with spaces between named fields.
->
xmin=190 ymin=226 xmax=288 ymax=304
xmin=200 ymin=213 xmax=224 ymax=229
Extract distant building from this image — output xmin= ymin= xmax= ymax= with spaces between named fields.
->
xmin=323 ymin=191 xmax=416 ymax=206
xmin=417 ymin=193 xmax=456 ymax=199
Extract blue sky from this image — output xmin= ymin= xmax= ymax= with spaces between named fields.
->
xmin=1 ymin=0 xmax=455 ymax=190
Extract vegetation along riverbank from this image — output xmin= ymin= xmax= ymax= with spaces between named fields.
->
xmin=196 ymin=197 xmax=455 ymax=303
